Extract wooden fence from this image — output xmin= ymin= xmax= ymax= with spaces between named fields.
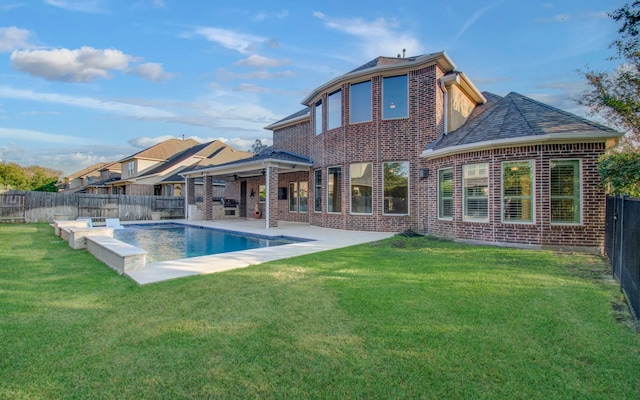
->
xmin=0 ymin=190 xmax=185 ymax=223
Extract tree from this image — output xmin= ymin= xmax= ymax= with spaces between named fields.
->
xmin=0 ymin=162 xmax=61 ymax=191
xmin=251 ymin=139 xmax=269 ymax=154
xmin=577 ymin=1 xmax=640 ymax=148
xmin=598 ymin=152 xmax=640 ymax=196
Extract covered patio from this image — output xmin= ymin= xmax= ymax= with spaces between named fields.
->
xmin=180 ymin=150 xmax=313 ymax=229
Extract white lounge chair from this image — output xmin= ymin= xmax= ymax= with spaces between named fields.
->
xmin=77 ymin=217 xmax=93 ymax=228
xmin=105 ymin=218 xmax=124 ymax=229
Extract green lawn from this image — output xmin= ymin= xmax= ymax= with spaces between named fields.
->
xmin=1 ymin=224 xmax=639 ymax=399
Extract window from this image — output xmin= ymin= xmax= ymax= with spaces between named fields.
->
xmin=314 ymin=170 xmax=322 ymax=212
xmin=259 ymin=184 xmax=266 ymax=203
xmin=327 ymin=166 xmax=342 ymax=213
xmin=350 ymin=81 xmax=372 ymax=123
xmin=299 ymin=181 xmax=308 ymax=212
xmin=463 ymin=163 xmax=488 ymax=221
xmin=315 ymin=100 xmax=323 ymax=135
xmin=350 ymin=163 xmax=372 ymax=214
xmin=502 ymin=161 xmax=534 ymax=223
xmin=551 ymin=160 xmax=581 ymax=224
xmin=438 ymin=168 xmax=453 ymax=219
xmin=289 ymin=182 xmax=298 ymax=212
xmin=383 ymin=162 xmax=409 ymax=215
xmin=328 ymin=90 xmax=342 ymax=130
xmin=127 ymin=161 xmax=135 ymax=177
xmin=383 ymin=75 xmax=408 ymax=119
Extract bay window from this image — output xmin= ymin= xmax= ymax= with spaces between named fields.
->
xmin=502 ymin=161 xmax=534 ymax=223
xmin=551 ymin=160 xmax=581 ymax=224
xmin=463 ymin=163 xmax=488 ymax=221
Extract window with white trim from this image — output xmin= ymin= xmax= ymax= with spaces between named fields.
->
xmin=463 ymin=163 xmax=488 ymax=221
xmin=259 ymin=184 xmax=266 ymax=203
xmin=127 ymin=161 xmax=135 ymax=177
xmin=438 ymin=168 xmax=453 ymax=219
xmin=551 ymin=160 xmax=581 ymax=224
xmin=314 ymin=100 xmax=323 ymax=135
xmin=502 ymin=161 xmax=534 ymax=223
xmin=350 ymin=81 xmax=372 ymax=124
xmin=383 ymin=161 xmax=409 ymax=215
xmin=350 ymin=163 xmax=372 ymax=214
xmin=383 ymin=75 xmax=408 ymax=119
xmin=327 ymin=90 xmax=342 ymax=130
xmin=327 ymin=166 xmax=342 ymax=213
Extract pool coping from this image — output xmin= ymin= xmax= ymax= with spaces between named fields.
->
xmin=123 ymin=219 xmax=395 ymax=285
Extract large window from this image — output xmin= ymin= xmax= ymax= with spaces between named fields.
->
xmin=502 ymin=161 xmax=534 ymax=223
xmin=289 ymin=182 xmax=298 ymax=212
xmin=383 ymin=162 xmax=409 ymax=215
xmin=350 ymin=163 xmax=372 ymax=214
xmin=314 ymin=169 xmax=322 ymax=212
xmin=327 ymin=166 xmax=342 ymax=213
xmin=551 ymin=160 xmax=581 ymax=224
xmin=383 ymin=75 xmax=408 ymax=119
xmin=315 ymin=100 xmax=323 ymax=135
xmin=463 ymin=163 xmax=488 ymax=221
xmin=299 ymin=181 xmax=308 ymax=212
xmin=350 ymin=81 xmax=372 ymax=124
xmin=259 ymin=184 xmax=266 ymax=203
xmin=327 ymin=90 xmax=342 ymax=130
xmin=438 ymin=168 xmax=453 ymax=219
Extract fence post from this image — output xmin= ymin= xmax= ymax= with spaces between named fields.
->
xmin=617 ymin=195 xmax=626 ymax=292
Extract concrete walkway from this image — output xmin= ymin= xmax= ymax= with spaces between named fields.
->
xmin=124 ymin=219 xmax=394 ymax=285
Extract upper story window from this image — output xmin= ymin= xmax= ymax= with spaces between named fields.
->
xmin=383 ymin=75 xmax=408 ymax=119
xmin=127 ymin=161 xmax=135 ymax=177
xmin=314 ymin=100 xmax=323 ymax=135
xmin=327 ymin=90 xmax=342 ymax=130
xmin=350 ymin=81 xmax=372 ymax=124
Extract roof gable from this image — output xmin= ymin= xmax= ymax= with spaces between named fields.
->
xmin=122 ymin=138 xmax=200 ymax=162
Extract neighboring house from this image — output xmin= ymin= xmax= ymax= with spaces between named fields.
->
xmin=84 ymin=162 xmax=122 ymax=194
xmin=106 ymin=138 xmax=252 ymax=196
xmin=58 ymin=162 xmax=115 ymax=192
xmin=181 ymin=52 xmax=623 ymax=251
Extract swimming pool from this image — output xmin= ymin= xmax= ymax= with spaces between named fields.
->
xmin=114 ymin=223 xmax=309 ymax=264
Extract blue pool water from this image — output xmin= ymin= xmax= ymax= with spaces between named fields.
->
xmin=114 ymin=223 xmax=308 ymax=264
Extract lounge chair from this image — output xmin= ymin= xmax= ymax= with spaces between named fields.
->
xmin=77 ymin=217 xmax=93 ymax=228
xmin=105 ymin=218 xmax=124 ymax=229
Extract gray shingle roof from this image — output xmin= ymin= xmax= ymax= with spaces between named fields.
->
xmin=188 ymin=148 xmax=312 ymax=173
xmin=427 ymin=92 xmax=619 ymax=151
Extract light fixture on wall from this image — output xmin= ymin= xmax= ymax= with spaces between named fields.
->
xmin=233 ymin=174 xmax=238 ymax=181
xmin=262 ymin=169 xmax=266 ymax=176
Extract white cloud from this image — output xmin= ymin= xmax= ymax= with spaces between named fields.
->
xmin=154 ymin=0 xmax=165 ymax=8
xmin=20 ymin=110 xmax=62 ymax=115
xmin=129 ymin=135 xmax=178 ymax=148
xmin=206 ymin=136 xmax=272 ymax=151
xmin=233 ymin=83 xmax=298 ymax=96
xmin=0 ymin=127 xmax=99 ymax=145
xmin=255 ymin=10 xmax=289 ymax=21
xmin=235 ymin=55 xmax=290 ymax=68
xmin=44 ymin=0 xmax=107 ymax=13
xmin=453 ymin=1 xmax=507 ymax=41
xmin=128 ymin=62 xmax=173 ymax=82
xmin=0 ymin=26 xmax=33 ymax=52
xmin=0 ymin=86 xmax=175 ymax=118
xmin=193 ymin=27 xmax=267 ymax=54
xmin=11 ymin=46 xmax=134 ymax=82
xmin=216 ymin=68 xmax=295 ymax=81
xmin=312 ymin=12 xmax=423 ymax=59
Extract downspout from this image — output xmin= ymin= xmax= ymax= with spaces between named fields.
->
xmin=439 ymin=79 xmax=448 ymax=135
xmin=265 ymin=165 xmax=270 ymax=231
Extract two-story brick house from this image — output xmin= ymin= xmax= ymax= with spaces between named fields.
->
xmin=182 ymin=52 xmax=622 ymax=251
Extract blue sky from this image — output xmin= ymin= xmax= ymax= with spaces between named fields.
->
xmin=0 ymin=0 xmax=628 ymax=175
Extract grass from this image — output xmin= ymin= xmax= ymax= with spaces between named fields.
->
xmin=1 ymin=224 xmax=639 ymax=399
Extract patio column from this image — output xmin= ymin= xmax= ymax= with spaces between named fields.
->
xmin=267 ymin=166 xmax=278 ymax=229
xmin=204 ymin=175 xmax=214 ymax=221
xmin=187 ymin=177 xmax=196 ymax=205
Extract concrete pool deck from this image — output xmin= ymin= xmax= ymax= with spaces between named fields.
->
xmin=123 ymin=219 xmax=395 ymax=285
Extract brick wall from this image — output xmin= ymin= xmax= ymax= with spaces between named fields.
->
xmin=420 ymin=143 xmax=606 ymax=249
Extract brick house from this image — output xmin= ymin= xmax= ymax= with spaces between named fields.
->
xmin=182 ymin=52 xmax=622 ymax=251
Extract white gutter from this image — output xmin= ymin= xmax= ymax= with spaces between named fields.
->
xmin=439 ymin=79 xmax=449 ymax=135
xmin=264 ymin=112 xmax=310 ymax=131
xmin=421 ymin=131 xmax=624 ymax=160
